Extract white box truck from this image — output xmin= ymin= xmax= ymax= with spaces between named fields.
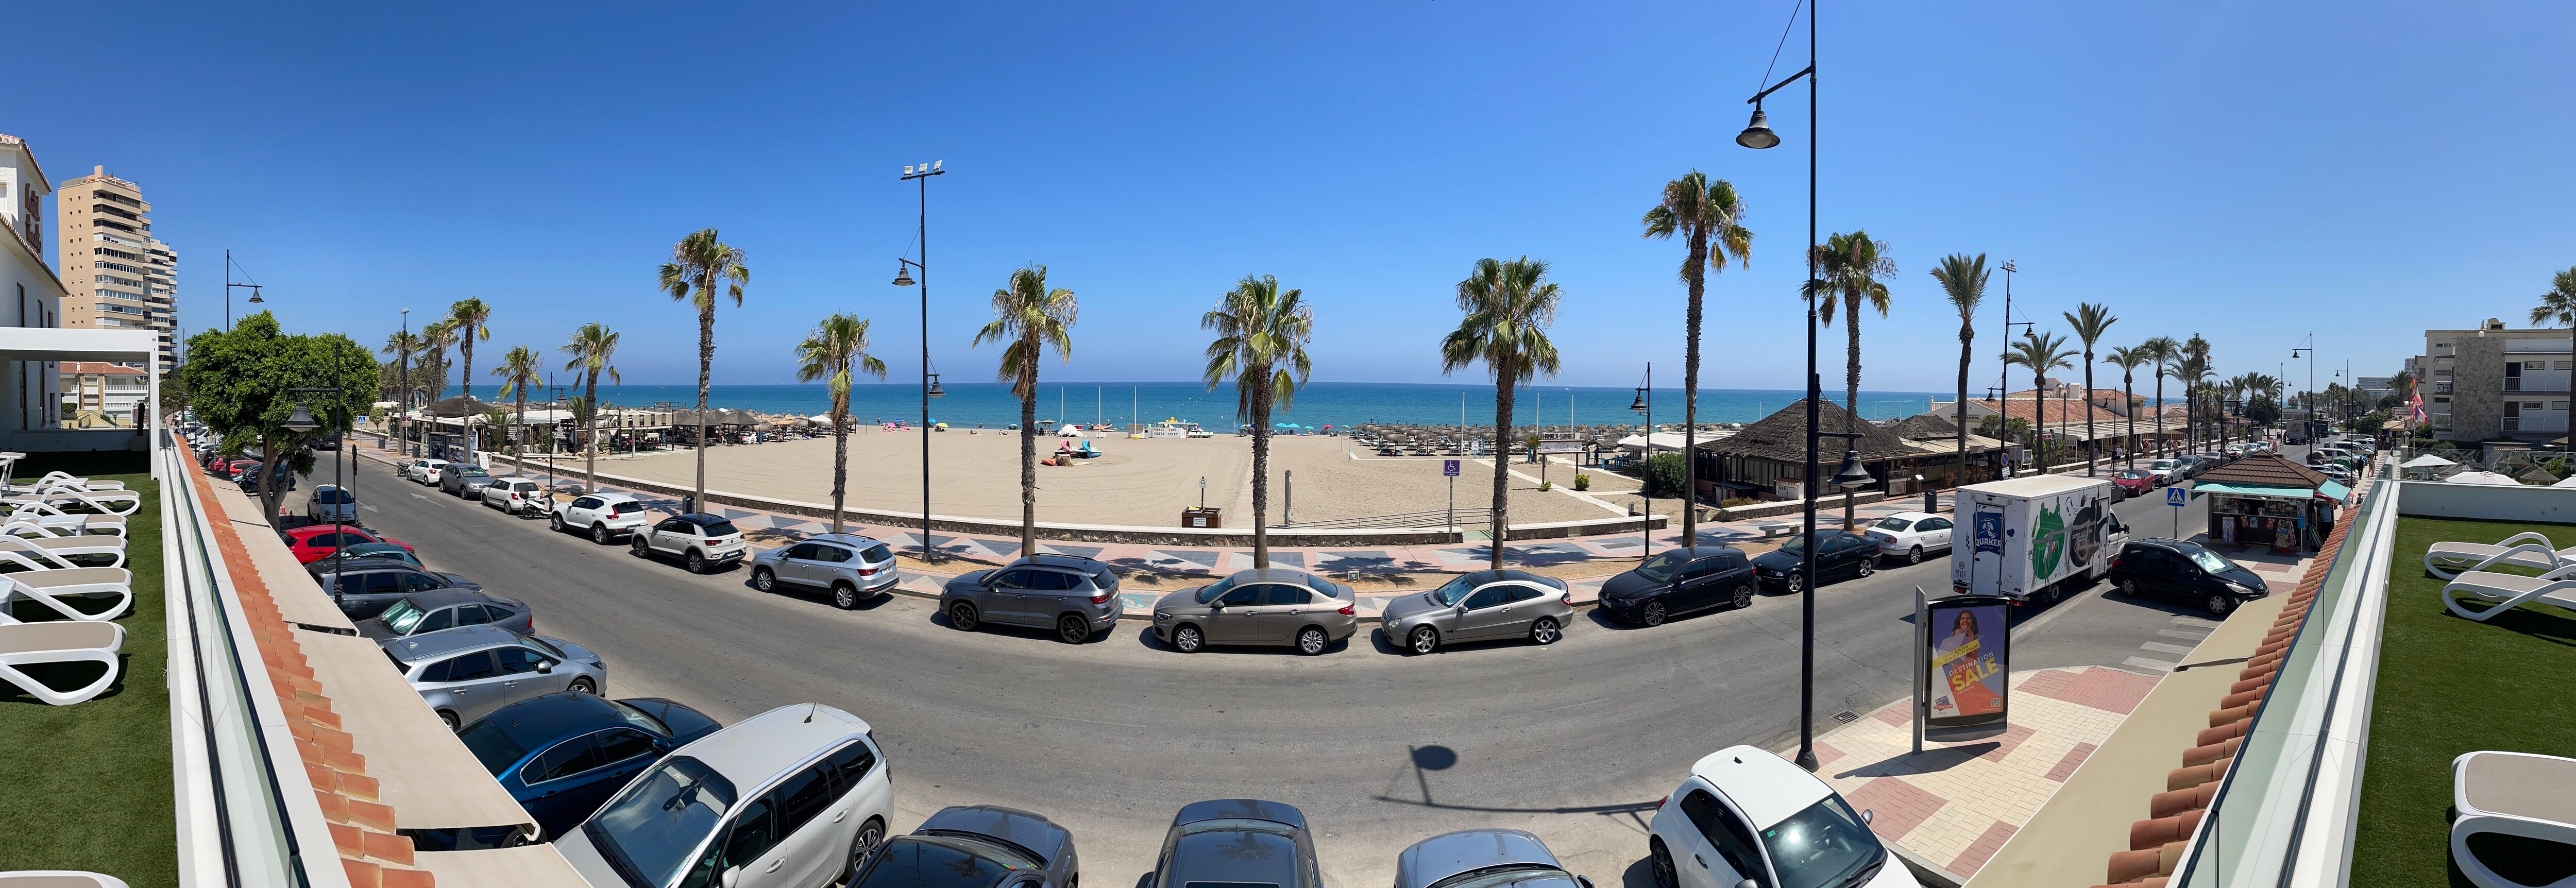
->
xmin=1950 ymin=474 xmax=2132 ymax=603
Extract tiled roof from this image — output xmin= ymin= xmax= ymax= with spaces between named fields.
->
xmin=2197 ymin=454 xmax=2328 ymax=489
xmin=62 ymin=361 xmax=146 ymax=375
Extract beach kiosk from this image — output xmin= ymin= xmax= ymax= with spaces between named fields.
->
xmin=2192 ymin=454 xmax=2341 ymax=553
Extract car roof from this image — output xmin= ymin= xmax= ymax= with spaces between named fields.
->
xmin=585 ymin=491 xmax=640 ymax=502
xmin=1688 ymin=745 xmax=1832 ymax=830
xmin=399 ymin=588 xmax=497 ymax=609
xmin=317 ymin=556 xmax=418 ymax=574
xmin=1021 ymin=553 xmax=1108 ymax=571
xmin=675 ymin=512 xmax=732 ymax=524
xmin=917 ymin=805 xmax=1071 ymax=863
xmin=1880 ymin=511 xmax=1940 ymax=521
xmin=472 ymin=691 xmax=633 ymax=753
xmin=805 ymin=533 xmax=886 ymax=549
xmin=382 ymin=624 xmax=523 ymax=663
xmin=671 ymin=703 xmax=872 ymax=787
xmin=1397 ymin=829 xmax=1562 ymax=888
xmin=1219 ymin=568 xmax=1317 ymax=585
xmin=285 ymin=525 xmax=373 ymax=539
xmin=1173 ymin=798 xmax=1307 ymax=829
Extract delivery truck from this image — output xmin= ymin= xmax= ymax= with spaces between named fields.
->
xmin=1951 ymin=474 xmax=2132 ymax=603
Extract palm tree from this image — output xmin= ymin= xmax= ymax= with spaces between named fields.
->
xmin=973 ymin=266 xmax=1078 ymax=557
xmin=1439 ymin=257 xmax=1564 ymax=570
xmin=1641 ymin=172 xmax=1752 ymax=542
xmin=2141 ymin=337 xmax=2180 ymax=457
xmin=1929 ymin=254 xmax=1989 ymax=489
xmin=420 ymin=319 xmax=459 ymax=399
xmin=658 ymin=228 xmax=750 ymax=510
xmin=2008 ymin=332 xmax=2074 ymax=474
xmin=2182 ymin=334 xmax=2214 ymax=449
xmin=2062 ymin=303 xmax=2118 ymax=475
xmin=1201 ymin=275 xmax=1314 ymax=568
xmin=381 ymin=329 xmax=422 ymax=452
xmin=794 ymin=314 xmax=889 ymax=535
xmin=447 ymin=298 xmax=493 ymax=400
xmin=558 ymin=323 xmax=622 ymax=494
xmin=1809 ymin=232 xmax=1893 ymax=525
xmin=2105 ymin=346 xmax=2148 ymax=469
xmin=490 ymin=345 xmax=543 ymax=458
xmin=2530 ymin=267 xmax=2576 ymax=394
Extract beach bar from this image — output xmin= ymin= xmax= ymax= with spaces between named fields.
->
xmin=2192 ymin=453 xmax=2342 ymax=552
xmin=1696 ymin=399 xmax=1944 ymax=501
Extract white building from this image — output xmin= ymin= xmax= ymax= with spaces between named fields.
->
xmin=0 ymin=133 xmax=158 ymax=452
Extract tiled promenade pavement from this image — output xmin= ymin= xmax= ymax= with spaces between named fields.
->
xmin=1807 ymin=667 xmax=2162 ymax=885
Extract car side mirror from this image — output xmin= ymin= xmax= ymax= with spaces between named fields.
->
xmin=721 ymin=867 xmax=740 ymax=888
xmin=1861 ymin=808 xmax=1874 ymax=825
xmin=537 ymin=660 xmax=556 ymax=674
xmin=1454 ymin=604 xmax=1469 ymax=614
xmin=1574 ymin=878 xmax=1594 ymax=888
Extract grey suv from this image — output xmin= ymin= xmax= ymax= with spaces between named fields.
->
xmin=1150 ymin=569 xmax=1358 ymax=655
xmin=940 ymin=554 xmax=1123 ymax=644
xmin=750 ymin=533 xmax=900 ymax=609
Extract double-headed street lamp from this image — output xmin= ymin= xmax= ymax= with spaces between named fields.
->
xmin=894 ymin=160 xmax=946 ymax=563
xmin=2292 ymin=332 xmax=2316 ymax=441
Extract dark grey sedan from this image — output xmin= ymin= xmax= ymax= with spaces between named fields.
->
xmin=354 ymin=589 xmax=535 ymax=641
xmin=319 ymin=561 xmax=481 ymax=619
xmin=1396 ymin=829 xmax=1591 ymax=888
xmin=1379 ymin=570 xmax=1573 ymax=655
xmin=1150 ymin=799 xmax=1319 ymax=888
xmin=852 ymin=806 xmax=1080 ymax=888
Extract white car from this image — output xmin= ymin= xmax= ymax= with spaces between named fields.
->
xmin=1648 ymin=745 xmax=1920 ymax=888
xmin=2144 ymin=459 xmax=2182 ymax=484
xmin=558 ymin=704 xmax=893 ymax=888
xmin=633 ymin=513 xmax=750 ymax=574
xmin=552 ymin=492 xmax=652 ymax=545
xmin=1861 ymin=511 xmax=1953 ymax=565
xmin=400 ymin=458 xmax=449 ymax=485
xmin=481 ymin=478 xmax=548 ymax=517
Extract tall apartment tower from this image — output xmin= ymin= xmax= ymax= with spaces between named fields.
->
xmin=54 ymin=166 xmax=177 ymax=371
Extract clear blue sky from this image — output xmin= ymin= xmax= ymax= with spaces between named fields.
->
xmin=12 ymin=1 xmax=2572 ymax=393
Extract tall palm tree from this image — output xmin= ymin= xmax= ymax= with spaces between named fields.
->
xmin=2104 ymin=346 xmax=2148 ymax=469
xmin=1809 ymin=231 xmax=1893 ymax=525
xmin=974 ymin=265 xmax=1078 ymax=557
xmin=490 ymin=345 xmax=543 ymax=458
xmin=447 ymin=298 xmax=493 ymax=400
xmin=2062 ymin=303 xmax=2118 ymax=475
xmin=420 ymin=319 xmax=459 ymax=399
xmin=381 ymin=329 xmax=422 ymax=452
xmin=2008 ymin=332 xmax=2074 ymax=474
xmin=2174 ymin=356 xmax=2212 ymax=450
xmin=1201 ymin=275 xmax=1314 ymax=568
xmin=1641 ymin=172 xmax=1752 ymax=542
xmin=2141 ymin=337 xmax=2180 ymax=457
xmin=794 ymin=314 xmax=889 ymax=535
xmin=658 ymin=228 xmax=750 ymax=510
xmin=2529 ymin=267 xmax=2576 ymax=395
xmin=1439 ymin=257 xmax=1564 ymax=570
xmin=558 ymin=323 xmax=622 ymax=494
xmin=1929 ymin=254 xmax=1989 ymax=490
xmin=2182 ymin=334 xmax=2214 ymax=449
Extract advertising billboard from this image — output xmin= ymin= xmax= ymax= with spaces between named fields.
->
xmin=1925 ymin=595 xmax=2010 ymax=727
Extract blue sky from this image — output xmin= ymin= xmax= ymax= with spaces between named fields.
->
xmin=12 ymin=1 xmax=2572 ymax=392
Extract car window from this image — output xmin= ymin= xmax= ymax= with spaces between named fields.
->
xmin=1219 ymin=585 xmax=1263 ymax=607
xmin=1430 ymin=572 xmax=1482 ymax=606
xmin=2187 ymin=549 xmax=2235 ymax=574
xmin=1463 ymin=587 xmax=1511 ymax=609
xmin=817 ymin=545 xmax=854 ymax=564
xmin=1703 ymin=799 xmax=1767 ymax=885
xmin=1921 ymin=518 xmax=1951 ymax=531
xmin=1679 ymin=788 xmax=1722 ymax=834
xmin=595 ymin=727 xmax=658 ymax=767
xmin=1301 ymin=574 xmax=1337 ymax=597
xmin=363 ymin=572 xmax=403 ymax=594
xmin=495 ymin=646 xmax=548 ymax=675
xmin=655 ymin=518 xmax=690 ymax=533
xmin=856 ymin=837 xmax=1019 ymax=888
xmin=530 ymin=735 xmax=605 ymax=783
xmin=1872 ymin=517 xmax=1914 ymax=532
xmin=573 ymin=497 xmax=601 ymax=510
xmin=588 ymin=756 xmax=737 ymax=888
xmin=456 ymin=716 xmax=531 ymax=776
xmin=820 ymin=740 xmax=879 ymax=796
xmin=720 ymin=794 xmax=779 ymax=868
xmin=772 ymin=763 xmax=836 ymax=840
xmin=1507 ymin=586 xmax=1546 ymax=603
xmin=784 ymin=543 xmax=820 ymax=560
xmin=415 ymin=607 xmax=456 ymax=634
xmin=1262 ymin=585 xmax=1312 ymax=606
xmin=398 ymin=573 xmax=445 ymax=593
xmin=1028 ymin=571 xmax=1079 ymax=591
xmin=989 ymin=569 xmax=1033 ymax=589
xmin=437 ymin=651 xmax=497 ymax=682
xmin=699 ymin=520 xmax=740 ymax=537
xmin=862 ymin=544 xmax=894 ymax=563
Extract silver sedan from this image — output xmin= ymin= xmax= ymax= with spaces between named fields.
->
xmin=1397 ymin=829 xmax=1590 ymax=888
xmin=1151 ymin=569 xmax=1358 ymax=655
xmin=1379 ymin=570 xmax=1573 ymax=655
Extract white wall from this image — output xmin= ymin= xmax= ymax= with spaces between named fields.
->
xmin=2393 ymin=480 xmax=2576 ymax=523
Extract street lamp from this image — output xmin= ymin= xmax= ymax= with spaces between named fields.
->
xmin=1631 ymin=364 xmax=1652 ymax=558
xmin=2292 ymin=332 xmax=2316 ymax=442
xmin=897 ymin=160 xmax=945 ymax=564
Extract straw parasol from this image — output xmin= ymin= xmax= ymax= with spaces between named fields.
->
xmin=428 ymin=395 xmax=499 ymax=418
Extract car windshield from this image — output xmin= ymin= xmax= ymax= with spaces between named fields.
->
xmin=587 ymin=756 xmax=736 ymax=888
xmin=455 ymin=716 xmax=530 ymax=776
xmin=1872 ymin=517 xmax=1914 ymax=532
xmin=2187 ymin=548 xmax=2236 ymax=574
xmin=1430 ymin=573 xmax=1480 ymax=606
xmin=1427 ymin=865 xmax=1578 ymax=888
xmin=1759 ymin=796 xmax=1886 ymax=888
xmin=608 ymin=699 xmax=672 ymax=737
xmin=858 ymin=838 xmax=1028 ymax=888
xmin=697 ymin=520 xmax=740 ymax=537
xmin=380 ymin=599 xmax=429 ymax=635
xmin=1303 ymin=574 xmax=1343 ymax=598
xmin=1634 ymin=550 xmax=1693 ymax=583
xmin=1170 ymin=819 xmax=1301 ymax=888
xmin=523 ymin=636 xmax=567 ymax=659
xmin=318 ymin=490 xmax=353 ymax=504
xmin=1195 ymin=576 xmax=1238 ymax=605
xmin=862 ymin=544 xmax=893 ymax=562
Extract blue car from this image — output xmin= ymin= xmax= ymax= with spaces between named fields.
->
xmin=454 ymin=692 xmax=722 ymax=840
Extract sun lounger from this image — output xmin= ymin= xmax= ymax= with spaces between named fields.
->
xmin=2450 ymin=750 xmax=2576 ymax=888
xmin=0 ymin=569 xmax=134 ymax=624
xmin=0 ymin=452 xmax=127 ymax=493
xmin=2440 ymin=566 xmax=2576 ymax=622
xmin=0 ymin=535 xmax=122 ymax=570
xmin=5 ymin=505 xmax=125 ymax=536
xmin=0 ymin=621 xmax=126 ymax=706
xmin=0 ymin=487 xmax=139 ymax=517
xmin=2426 ymin=532 xmax=2576 ymax=579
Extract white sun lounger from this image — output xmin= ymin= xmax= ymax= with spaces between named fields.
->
xmin=0 ymin=621 xmax=126 ymax=706
xmin=2426 ymin=532 xmax=2576 ymax=580
xmin=0 ymin=487 xmax=139 ymax=517
xmin=4 ymin=504 xmax=125 ymax=536
xmin=0 ymin=569 xmax=133 ymax=624
xmin=0 ymin=452 xmax=127 ymax=493
xmin=0 ymin=533 xmax=124 ymax=569
xmin=2441 ymin=566 xmax=2576 ymax=622
xmin=2451 ymin=750 xmax=2576 ymax=888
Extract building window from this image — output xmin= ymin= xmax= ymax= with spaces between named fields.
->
xmin=2555 ymin=401 xmax=2569 ymax=412
xmin=2528 ymin=361 xmax=2547 ymax=370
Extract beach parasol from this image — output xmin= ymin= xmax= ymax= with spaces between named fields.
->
xmin=2446 ymin=470 xmax=2522 ymax=486
xmin=428 ymin=395 xmax=499 ymax=418
xmin=2398 ymin=454 xmax=2456 ymax=469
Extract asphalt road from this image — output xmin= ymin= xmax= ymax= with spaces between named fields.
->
xmin=323 ymin=450 xmax=2223 ymax=888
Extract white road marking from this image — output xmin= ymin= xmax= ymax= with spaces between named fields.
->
xmin=2139 ymin=641 xmax=2197 ymax=655
xmin=2156 ymin=627 xmax=2211 ymax=640
xmin=2125 ymin=656 xmax=2180 ymax=672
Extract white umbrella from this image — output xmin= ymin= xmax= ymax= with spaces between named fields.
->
xmin=810 ymin=414 xmax=833 ymax=423
xmin=2446 ymin=470 xmax=2522 ymax=486
xmin=2553 ymin=475 xmax=2576 ymax=488
xmin=2400 ymin=454 xmax=2458 ymax=469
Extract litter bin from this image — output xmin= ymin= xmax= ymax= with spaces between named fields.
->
xmin=1181 ymin=507 xmax=1223 ymax=529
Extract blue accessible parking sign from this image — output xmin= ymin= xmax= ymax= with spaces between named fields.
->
xmin=1444 ymin=459 xmax=1461 ymax=476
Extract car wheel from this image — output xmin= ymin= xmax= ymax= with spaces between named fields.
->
xmin=1296 ymin=626 xmax=1329 ymax=655
xmin=1731 ymin=583 xmax=1755 ymax=609
xmin=2117 ymin=578 xmax=2141 ymax=597
xmin=1650 ymin=840 xmax=1679 ymax=888
xmin=1907 ymin=546 xmax=1924 ymax=565
xmin=1055 ymin=613 xmax=1093 ymax=644
xmin=592 ymin=523 xmax=612 ymax=545
xmin=1529 ymin=618 xmax=1561 ymax=645
xmin=832 ymin=582 xmax=859 ymax=610
xmin=1786 ymin=573 xmax=1806 ymax=594
xmin=568 ymin=677 xmax=596 ymax=694
xmin=752 ymin=567 xmax=777 ymax=592
xmin=631 ymin=535 xmax=650 ymax=557
xmin=1172 ymin=623 xmax=1202 ymax=653
xmin=1640 ymin=600 xmax=1668 ymax=627
xmin=437 ymin=710 xmax=459 ymax=731
xmin=2206 ymin=594 xmax=2235 ymax=617
xmin=550 ymin=514 xmax=566 ymax=533
xmin=950 ymin=602 xmax=980 ymax=632
xmin=845 ymin=817 xmax=887 ymax=880
xmin=1857 ymin=559 xmax=1876 ymax=578
xmin=686 ymin=551 xmax=707 ymax=574
xmin=1406 ymin=625 xmax=1439 ymax=655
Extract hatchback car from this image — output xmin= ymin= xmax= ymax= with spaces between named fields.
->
xmin=852 ymin=806 xmax=1080 ymax=888
xmin=1148 ymin=800 xmax=1320 ymax=888
xmin=557 ymin=703 xmax=894 ymax=888
xmin=752 ymin=533 xmax=902 ymax=609
xmin=2110 ymin=470 xmax=2156 ymax=499
xmin=402 ymin=457 xmax=450 ymax=484
xmin=552 ymin=491 xmax=651 ymax=544
xmin=1379 ymin=569 xmax=1573 ymax=654
xmin=482 ymin=478 xmax=549 ymax=516
xmin=456 ymin=691 xmax=723 ymax=841
xmin=306 ymin=485 xmax=358 ymax=522
xmin=1749 ymin=531 xmax=1879 ymax=593
xmin=354 ymin=588 xmax=536 ymax=640
xmin=1396 ymin=829 xmax=1590 ymax=888
xmin=438 ymin=463 xmax=495 ymax=497
xmin=1862 ymin=511 xmax=1954 ymax=564
xmin=2108 ymin=538 xmax=2269 ymax=616
xmin=282 ymin=525 xmax=412 ymax=565
xmin=1647 ymin=746 xmax=1919 ymax=888
xmin=379 ymin=624 xmax=606 ymax=729
xmin=1150 ymin=568 xmax=1358 ymax=655
xmin=632 ymin=513 xmax=751 ymax=573
xmin=236 ymin=462 xmax=298 ymax=494
xmin=1597 ymin=546 xmax=1758 ymax=627
xmin=942 ymin=554 xmax=1125 ymax=643
xmin=2144 ymin=459 xmax=2182 ymax=484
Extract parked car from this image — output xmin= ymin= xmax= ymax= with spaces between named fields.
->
xmin=631 ymin=513 xmax=750 ymax=574
xmin=1379 ymin=568 xmax=1573 ymax=654
xmin=2313 ymin=464 xmax=2355 ymax=485
xmin=456 ymin=691 xmax=722 ymax=841
xmin=751 ymin=533 xmax=902 ymax=610
xmin=318 ymin=561 xmax=480 ymax=619
xmin=551 ymin=491 xmax=650 ymax=544
xmin=2110 ymin=470 xmax=2157 ymax=499
xmin=281 ymin=524 xmax=412 ymax=565
xmin=852 ymin=806 xmax=1080 ymax=888
xmin=306 ymin=485 xmax=358 ymax=523
xmin=304 ymin=541 xmax=422 ymax=576
xmin=354 ymin=588 xmax=536 ymax=640
xmin=308 ymin=434 xmax=344 ymax=451
xmin=1862 ymin=511 xmax=1954 ymax=564
xmin=1597 ymin=546 xmax=1758 ymax=628
xmin=438 ymin=463 xmax=495 ymax=497
xmin=236 ymin=462 xmax=298 ymax=494
xmin=557 ymin=704 xmax=894 ymax=888
xmin=218 ymin=456 xmax=261 ymax=480
xmin=1647 ymin=745 xmax=1918 ymax=888
xmin=941 ymin=554 xmax=1126 ymax=644
xmin=379 ymin=624 xmax=606 ymax=729
xmin=2108 ymin=538 xmax=2269 ymax=617
xmin=1149 ymin=568 xmax=1358 ymax=655
xmin=1148 ymin=800 xmax=1320 ymax=888
xmin=2144 ymin=459 xmax=2183 ymax=485
xmin=482 ymin=477 xmax=549 ymax=517
xmin=400 ymin=457 xmax=450 ymax=485
xmin=1396 ymin=829 xmax=1589 ymax=888
xmin=1749 ymin=531 xmax=1879 ymax=593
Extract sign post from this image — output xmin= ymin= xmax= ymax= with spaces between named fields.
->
xmin=1913 ymin=586 xmax=1928 ymax=755
xmin=1443 ymin=459 xmax=1461 ymax=535
xmin=2166 ymin=485 xmax=2187 ymax=538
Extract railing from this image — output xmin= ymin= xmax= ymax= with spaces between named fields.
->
xmin=1276 ymin=508 xmax=1489 ymax=531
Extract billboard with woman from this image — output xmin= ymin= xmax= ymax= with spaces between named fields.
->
xmin=1925 ymin=595 xmax=2010 ymax=726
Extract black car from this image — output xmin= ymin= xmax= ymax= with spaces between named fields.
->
xmin=1150 ymin=800 xmax=1320 ymax=888
xmin=318 ymin=561 xmax=482 ymax=619
xmin=1749 ymin=531 xmax=1879 ymax=594
xmin=853 ymin=806 xmax=1080 ymax=888
xmin=1597 ymin=545 xmax=1757 ymax=627
xmin=455 ymin=691 xmax=722 ymax=841
xmin=234 ymin=462 xmax=299 ymax=494
xmin=2107 ymin=538 xmax=2268 ymax=616
xmin=353 ymin=588 xmax=536 ymax=641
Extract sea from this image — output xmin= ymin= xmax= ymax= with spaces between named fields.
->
xmin=441 ymin=381 xmax=1953 ymax=430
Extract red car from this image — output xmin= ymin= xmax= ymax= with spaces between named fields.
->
xmin=2111 ymin=469 xmax=2156 ymax=498
xmin=217 ymin=457 xmax=261 ymax=480
xmin=281 ymin=525 xmax=413 ymax=565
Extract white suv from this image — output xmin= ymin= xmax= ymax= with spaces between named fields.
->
xmin=559 ymin=704 xmax=893 ymax=888
xmin=401 ymin=458 xmax=449 ymax=485
xmin=1647 ymin=745 xmax=1919 ymax=888
xmin=634 ymin=513 xmax=750 ymax=574
xmin=482 ymin=478 xmax=548 ymax=517
xmin=554 ymin=492 xmax=652 ymax=545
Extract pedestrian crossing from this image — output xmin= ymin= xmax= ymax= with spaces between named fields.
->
xmin=2123 ymin=615 xmax=2215 ymax=672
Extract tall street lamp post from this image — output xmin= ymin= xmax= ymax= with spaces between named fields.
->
xmin=1630 ymin=365 xmax=1652 ymax=559
xmin=399 ymin=308 xmax=413 ymax=457
xmin=895 ymin=160 xmax=945 ymax=563
xmin=2292 ymin=332 xmax=2315 ymax=442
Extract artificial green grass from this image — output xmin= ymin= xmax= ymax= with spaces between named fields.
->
xmin=0 ymin=473 xmax=176 ymax=887
xmin=2351 ymin=517 xmax=2576 ymax=888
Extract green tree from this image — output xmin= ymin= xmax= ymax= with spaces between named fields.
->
xmin=447 ymin=298 xmax=493 ymax=400
xmin=794 ymin=314 xmax=889 ymax=535
xmin=1642 ymin=452 xmax=1686 ymax=498
xmin=2007 ymin=332 xmax=2074 ymax=474
xmin=2529 ymin=267 xmax=2576 ymax=388
xmin=1439 ymin=257 xmax=1564 ymax=570
xmin=2246 ymin=394 xmax=2281 ymax=428
xmin=558 ymin=323 xmax=622 ymax=494
xmin=490 ymin=345 xmax=544 ymax=457
xmin=2062 ymin=303 xmax=2118 ymax=475
xmin=180 ymin=312 xmax=376 ymax=522
xmin=1810 ymin=231 xmax=1893 ymax=525
xmin=2140 ymin=336 xmax=2180 ymax=457
xmin=1201 ymin=275 xmax=1314 ymax=567
xmin=1641 ymin=171 xmax=1752 ymax=543
xmin=1929 ymin=254 xmax=1989 ymax=487
xmin=974 ymin=265 xmax=1079 ymax=557
xmin=658 ymin=228 xmax=750 ymax=509
xmin=419 ymin=319 xmax=458 ymax=399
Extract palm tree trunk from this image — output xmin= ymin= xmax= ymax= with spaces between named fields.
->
xmin=694 ymin=303 xmax=713 ymax=508
xmin=583 ymin=371 xmax=600 ymax=493
xmin=1490 ymin=357 xmax=1516 ymax=570
xmin=830 ymin=391 xmax=850 ymax=535
xmin=2154 ymin=373 xmax=2165 ymax=458
xmin=1845 ymin=309 xmax=1861 ymax=527
xmin=461 ymin=331 xmax=475 ymax=401
xmin=1681 ymin=232 xmax=1708 ymax=546
xmin=2032 ymin=377 xmax=2047 ymax=475
xmin=2083 ymin=357 xmax=2097 ymax=476
xmin=1955 ymin=327 xmax=1973 ymax=494
xmin=1249 ymin=367 xmax=1273 ymax=567
xmin=2123 ymin=372 xmax=2136 ymax=470
xmin=1019 ymin=358 xmax=1038 ymax=558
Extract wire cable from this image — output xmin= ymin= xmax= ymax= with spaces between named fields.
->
xmin=1754 ymin=0 xmax=1806 ymax=94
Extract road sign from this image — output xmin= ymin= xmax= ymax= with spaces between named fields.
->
xmin=1443 ymin=459 xmax=1461 ymax=476
xmin=2165 ymin=486 xmax=2187 ymax=506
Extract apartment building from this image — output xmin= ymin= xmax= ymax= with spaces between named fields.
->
xmin=2417 ymin=319 xmax=2576 ymax=441
xmin=54 ymin=165 xmax=177 ymax=371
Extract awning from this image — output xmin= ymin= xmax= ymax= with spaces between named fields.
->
xmin=2193 ymin=482 xmax=2315 ymax=500
xmin=2316 ymin=481 xmax=2351 ymax=501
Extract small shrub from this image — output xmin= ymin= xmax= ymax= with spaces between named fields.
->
xmin=1642 ymin=452 xmax=1687 ymax=497
xmin=1720 ymin=496 xmax=1760 ymax=508
xmin=1538 ymin=480 xmax=1554 ymax=491
xmin=1572 ymin=473 xmax=1591 ymax=491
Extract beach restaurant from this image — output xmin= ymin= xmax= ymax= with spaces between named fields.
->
xmin=2191 ymin=453 xmax=2345 ymax=552
xmin=1696 ymin=399 xmax=1959 ymax=501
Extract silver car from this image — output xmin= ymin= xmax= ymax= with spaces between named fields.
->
xmin=354 ymin=588 xmax=535 ymax=641
xmin=750 ymin=533 xmax=901 ymax=609
xmin=1379 ymin=569 xmax=1573 ymax=655
xmin=941 ymin=554 xmax=1123 ymax=644
xmin=1150 ymin=568 xmax=1358 ymax=656
xmin=379 ymin=624 xmax=606 ymax=730
xmin=1396 ymin=829 xmax=1591 ymax=888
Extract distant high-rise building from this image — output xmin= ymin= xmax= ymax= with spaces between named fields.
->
xmin=54 ymin=166 xmax=176 ymax=371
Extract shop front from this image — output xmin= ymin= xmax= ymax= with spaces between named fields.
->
xmin=2198 ymin=483 xmax=2315 ymax=552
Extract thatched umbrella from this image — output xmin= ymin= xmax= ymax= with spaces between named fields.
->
xmin=428 ymin=395 xmax=499 ymax=418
